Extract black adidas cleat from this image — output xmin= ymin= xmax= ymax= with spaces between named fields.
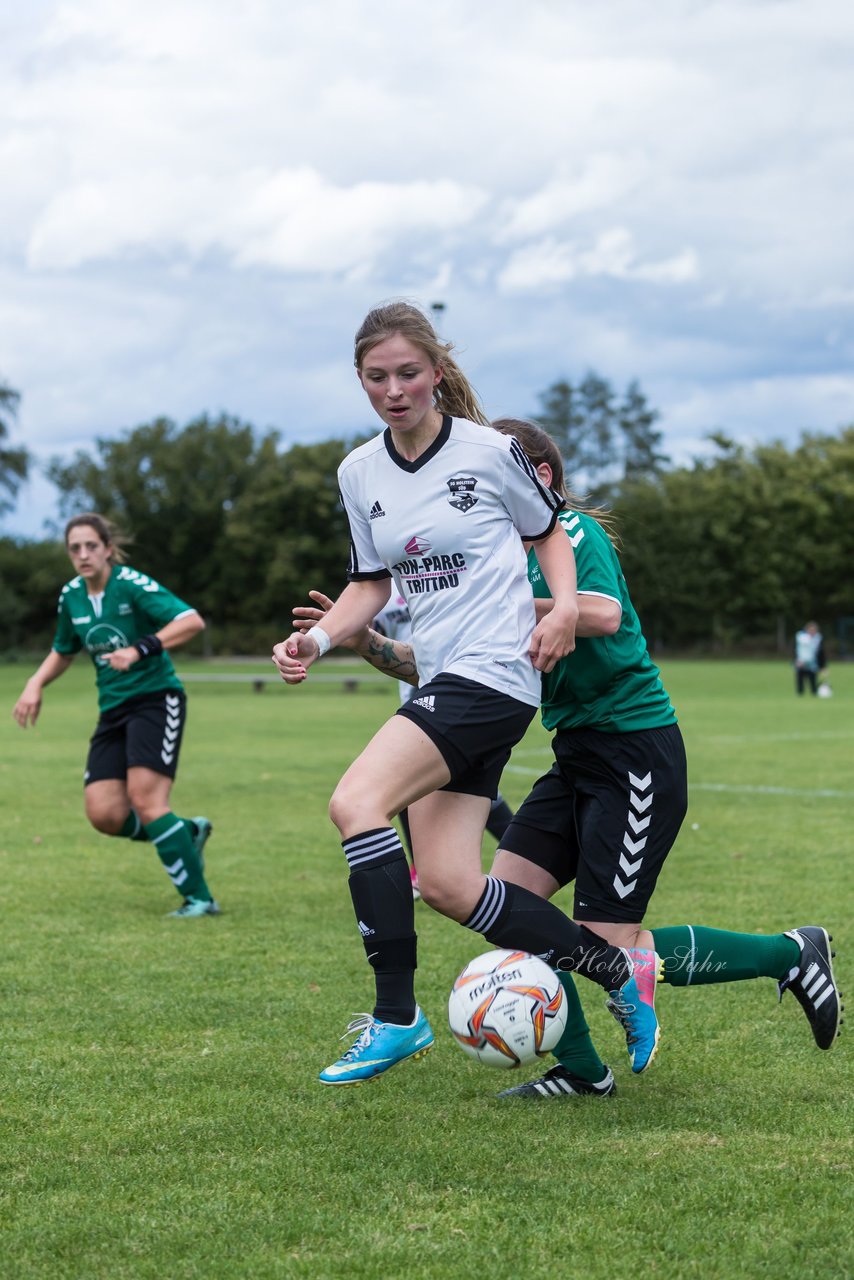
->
xmin=497 ymin=1064 xmax=616 ymax=1100
xmin=778 ymin=926 xmax=843 ymax=1050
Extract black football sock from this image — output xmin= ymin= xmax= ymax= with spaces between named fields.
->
xmin=463 ymin=876 xmax=631 ymax=992
xmin=485 ymin=795 xmax=514 ymax=842
xmin=343 ymin=828 xmax=417 ymax=1024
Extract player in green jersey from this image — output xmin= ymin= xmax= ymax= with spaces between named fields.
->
xmin=488 ymin=420 xmax=841 ymax=1099
xmin=12 ymin=513 xmax=219 ymax=919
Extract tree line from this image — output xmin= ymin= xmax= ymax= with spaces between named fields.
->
xmin=1 ymin=375 xmax=852 ymax=656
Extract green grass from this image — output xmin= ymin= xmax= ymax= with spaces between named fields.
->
xmin=1 ymin=657 xmax=852 ymax=1280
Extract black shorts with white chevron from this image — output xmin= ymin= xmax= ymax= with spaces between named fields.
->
xmin=499 ymin=723 xmax=688 ymax=923
xmin=83 ymin=689 xmax=188 ymax=784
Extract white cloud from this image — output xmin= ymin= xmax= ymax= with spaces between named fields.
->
xmin=2 ymin=0 xmax=854 ymax=536
xmin=25 ymin=168 xmax=488 ymax=272
xmin=497 ymin=228 xmax=699 ymax=292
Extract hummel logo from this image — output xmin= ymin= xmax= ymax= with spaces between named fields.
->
xmin=369 ymin=500 xmax=386 ymax=520
xmin=357 ymin=920 xmax=375 ymax=937
xmin=411 ymin=695 xmax=435 ymax=712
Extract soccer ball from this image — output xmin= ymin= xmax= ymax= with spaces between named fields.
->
xmin=447 ymin=948 xmax=567 ymax=1069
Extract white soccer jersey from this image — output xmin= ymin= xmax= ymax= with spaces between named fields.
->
xmin=338 ymin=416 xmax=564 ymax=707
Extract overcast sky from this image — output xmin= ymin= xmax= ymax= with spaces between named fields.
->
xmin=2 ymin=0 xmax=853 ymax=537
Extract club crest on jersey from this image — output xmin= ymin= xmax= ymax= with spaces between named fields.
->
xmin=447 ymin=475 xmax=478 ymax=513
xmin=404 ymin=535 xmax=432 ymax=556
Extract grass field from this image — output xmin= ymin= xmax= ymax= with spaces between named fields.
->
xmin=1 ymin=657 xmax=852 ymax=1280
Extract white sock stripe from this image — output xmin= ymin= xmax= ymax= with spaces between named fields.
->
xmin=342 ymin=829 xmax=403 ymax=868
xmin=465 ymin=876 xmax=506 ymax=933
xmin=171 ymin=868 xmax=188 ymax=887
xmin=343 ymin=829 xmax=400 ymax=852
xmin=152 ymin=821 xmax=184 ymax=846
xmin=686 ymin=924 xmax=696 ymax=986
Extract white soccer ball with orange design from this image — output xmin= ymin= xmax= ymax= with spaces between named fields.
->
xmin=448 ymin=948 xmax=567 ymax=1068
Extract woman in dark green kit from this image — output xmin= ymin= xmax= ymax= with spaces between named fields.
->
xmin=12 ymin=512 xmax=219 ymax=918
xmin=488 ymin=421 xmax=841 ymax=1099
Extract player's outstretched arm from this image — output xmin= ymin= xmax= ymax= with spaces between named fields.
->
xmin=534 ymin=593 xmax=622 ymax=636
xmin=292 ymin=590 xmax=419 ymax=687
xmin=12 ymin=651 xmax=74 ymax=728
xmin=273 ymin=579 xmax=392 ymax=684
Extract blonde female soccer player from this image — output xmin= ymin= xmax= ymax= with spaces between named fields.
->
xmin=273 ymin=302 xmax=663 ymax=1085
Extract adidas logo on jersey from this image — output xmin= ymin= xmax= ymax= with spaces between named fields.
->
xmin=411 ymin=695 xmax=436 ymax=712
xmin=357 ymin=920 xmax=375 ymax=937
xmin=369 ymin=500 xmax=386 ymax=520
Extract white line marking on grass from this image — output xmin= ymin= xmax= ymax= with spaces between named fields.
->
xmin=691 ymin=782 xmax=854 ymax=799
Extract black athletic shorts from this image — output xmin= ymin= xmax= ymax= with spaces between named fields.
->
xmin=396 ymin=673 xmax=537 ymax=799
xmin=499 ymin=723 xmax=687 ymax=922
xmin=84 ymin=689 xmax=188 ymax=785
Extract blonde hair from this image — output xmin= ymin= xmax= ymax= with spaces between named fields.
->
xmin=354 ymin=301 xmax=489 ymax=425
xmin=491 ymin=418 xmax=619 ymax=544
xmin=64 ymin=513 xmax=130 ymax=564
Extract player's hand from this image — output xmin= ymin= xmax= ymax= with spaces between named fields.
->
xmin=292 ymin=590 xmax=370 ymax=652
xmin=12 ymin=683 xmax=42 ymax=728
xmin=272 ymin=631 xmax=322 ymax=683
xmin=103 ymin=646 xmax=142 ymax=672
xmin=529 ymin=603 xmax=578 ymax=673
xmin=292 ymin=590 xmax=333 ymax=633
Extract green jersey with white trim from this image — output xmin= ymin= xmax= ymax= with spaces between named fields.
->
xmin=52 ymin=564 xmax=193 ymax=711
xmin=529 ymin=510 xmax=676 ymax=733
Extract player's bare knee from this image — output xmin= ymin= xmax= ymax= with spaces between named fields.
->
xmin=329 ymin=783 xmax=389 ymax=837
xmin=417 ymin=874 xmax=474 ymax=922
xmin=86 ymin=805 xmax=125 ymax=836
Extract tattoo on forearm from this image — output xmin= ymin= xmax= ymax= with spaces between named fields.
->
xmin=362 ymin=630 xmax=418 ymax=682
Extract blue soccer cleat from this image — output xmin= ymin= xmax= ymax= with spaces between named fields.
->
xmin=169 ymin=896 xmax=221 ymax=919
xmin=606 ymin=948 xmax=663 ymax=1074
xmin=319 ymin=1007 xmax=434 ymax=1086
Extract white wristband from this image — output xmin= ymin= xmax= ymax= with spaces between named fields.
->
xmin=306 ymin=625 xmax=331 ymax=658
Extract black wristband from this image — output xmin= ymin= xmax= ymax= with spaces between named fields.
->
xmin=135 ymin=634 xmax=164 ymax=660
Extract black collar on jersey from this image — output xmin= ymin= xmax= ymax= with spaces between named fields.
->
xmin=383 ymin=414 xmax=452 ymax=472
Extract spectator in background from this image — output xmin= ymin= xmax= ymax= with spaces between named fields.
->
xmin=794 ymin=621 xmax=825 ymax=696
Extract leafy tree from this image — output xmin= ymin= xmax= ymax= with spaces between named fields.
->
xmin=618 ymin=380 xmax=670 ymax=482
xmin=0 ymin=380 xmax=29 ymax=516
xmin=534 ymin=372 xmax=668 ymax=497
xmin=46 ymin=414 xmax=281 ymax=642
xmin=44 ymin=414 xmax=361 ymax=652
xmin=614 ymin=427 xmax=854 ymax=652
xmin=0 ymin=536 xmax=69 ymax=651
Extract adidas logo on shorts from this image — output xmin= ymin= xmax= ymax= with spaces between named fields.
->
xmin=411 ymin=695 xmax=436 ymax=712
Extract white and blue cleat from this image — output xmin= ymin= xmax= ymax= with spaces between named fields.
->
xmin=319 ymin=1007 xmax=434 ymax=1086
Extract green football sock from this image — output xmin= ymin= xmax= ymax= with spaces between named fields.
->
xmin=144 ymin=811 xmax=211 ymax=901
xmin=118 ymin=810 xmax=149 ymax=842
xmin=651 ymin=925 xmax=800 ymax=986
xmin=551 ymin=971 xmax=608 ymax=1083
